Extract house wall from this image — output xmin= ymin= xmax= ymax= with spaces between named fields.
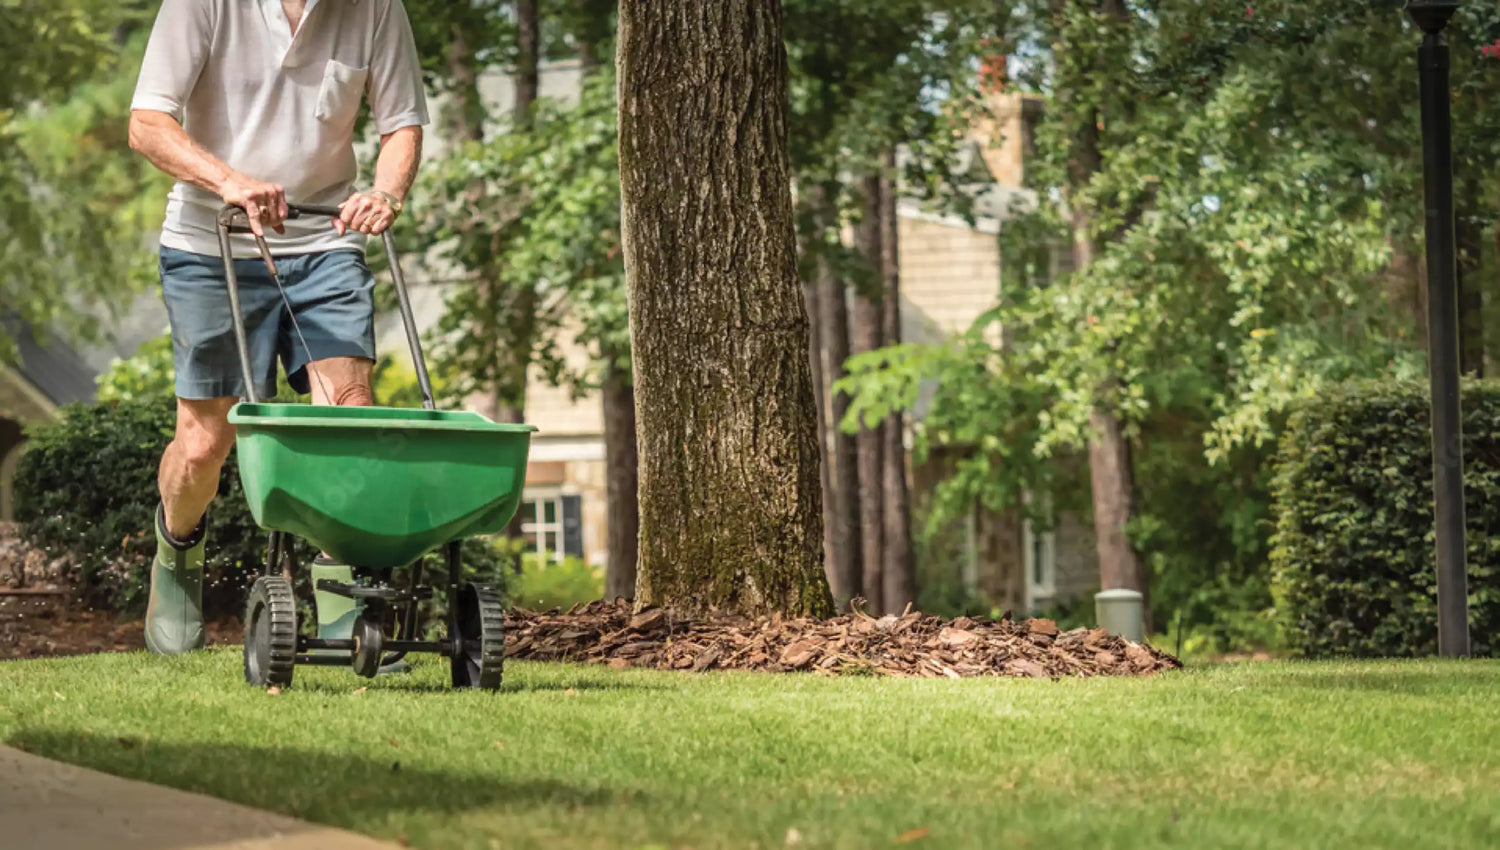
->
xmin=1052 ymin=511 xmax=1098 ymax=606
xmin=897 ymin=216 xmax=1001 ymax=336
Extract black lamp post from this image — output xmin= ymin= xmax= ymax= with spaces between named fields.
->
xmin=1407 ymin=0 xmax=1469 ymax=658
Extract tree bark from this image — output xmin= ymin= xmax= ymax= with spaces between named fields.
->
xmin=878 ymin=156 xmax=915 ymax=614
xmin=618 ymin=0 xmax=834 ymax=618
xmin=1457 ymin=177 xmax=1483 ymax=378
xmin=602 ymin=364 xmax=640 ymax=600
xmin=851 ymin=173 xmax=886 ymax=614
xmin=816 ymin=199 xmax=861 ymax=612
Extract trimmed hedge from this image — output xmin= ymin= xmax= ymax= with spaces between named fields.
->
xmin=1269 ymin=380 xmax=1500 ymax=657
xmin=15 ymin=396 xmax=512 ymax=618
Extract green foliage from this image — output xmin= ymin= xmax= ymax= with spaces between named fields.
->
xmin=511 ymin=555 xmax=604 ymax=612
xmin=839 ymin=1 xmax=1487 ymax=647
xmin=95 ymin=333 xmax=175 ymax=402
xmin=2 ymin=7 xmax=166 ymax=359
xmin=415 ymin=67 xmax=625 ymax=405
xmin=1270 ymin=381 xmax=1500 ymax=658
xmin=12 ymin=395 xmax=288 ymax=616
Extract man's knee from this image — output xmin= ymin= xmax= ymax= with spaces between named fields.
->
xmin=173 ymin=400 xmax=236 ymax=469
xmin=331 ymin=381 xmax=374 ymax=406
xmin=308 ymin=357 xmax=374 ymax=407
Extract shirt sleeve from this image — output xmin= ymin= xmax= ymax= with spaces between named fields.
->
xmin=130 ymin=0 xmax=215 ymax=121
xmin=368 ymin=0 xmax=430 ymax=135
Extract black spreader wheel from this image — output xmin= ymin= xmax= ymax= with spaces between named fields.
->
xmin=451 ymin=583 xmax=504 ymax=690
xmin=244 ymin=576 xmax=296 ymax=688
xmin=352 ymin=611 xmax=384 ymax=678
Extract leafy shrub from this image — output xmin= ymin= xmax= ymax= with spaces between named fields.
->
xmin=15 ymin=396 xmax=522 ymax=620
xmin=14 ymin=396 xmax=290 ymax=615
xmin=511 ymin=555 xmax=604 ymax=612
xmin=1269 ymin=380 xmax=1500 ymax=657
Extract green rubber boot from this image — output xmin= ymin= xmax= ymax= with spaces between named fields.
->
xmin=312 ymin=558 xmax=411 ymax=675
xmin=144 ymin=504 xmax=206 ymax=656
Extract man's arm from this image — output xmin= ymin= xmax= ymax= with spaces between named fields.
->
xmin=343 ymin=0 xmax=430 ymax=236
xmin=128 ymin=110 xmax=289 ymax=237
xmin=336 ymin=125 xmax=422 ymax=236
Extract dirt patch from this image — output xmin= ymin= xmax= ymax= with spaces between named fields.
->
xmin=504 ymin=599 xmax=1181 ymax=678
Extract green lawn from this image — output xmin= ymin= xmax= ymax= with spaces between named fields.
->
xmin=2 ymin=652 xmax=1499 ymax=849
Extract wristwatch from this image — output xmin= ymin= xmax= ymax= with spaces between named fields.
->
xmin=368 ymin=189 xmax=403 ymax=214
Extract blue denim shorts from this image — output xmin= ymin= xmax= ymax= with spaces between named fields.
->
xmin=159 ymin=247 xmax=376 ymax=400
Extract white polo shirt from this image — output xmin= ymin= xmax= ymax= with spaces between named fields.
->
xmin=131 ymin=0 xmax=429 ymax=257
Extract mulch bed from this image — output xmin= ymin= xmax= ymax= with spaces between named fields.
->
xmin=504 ymin=599 xmax=1181 ymax=678
xmin=6 ymin=521 xmax=1178 ymax=675
xmin=0 ymin=598 xmax=243 ymax=661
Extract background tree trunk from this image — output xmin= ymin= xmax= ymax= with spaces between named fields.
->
xmin=816 ymin=200 xmax=861 ymax=611
xmin=602 ymin=364 xmax=639 ymax=600
xmin=852 ymin=173 xmax=885 ymax=613
xmin=514 ymin=0 xmax=540 ymax=122
xmin=618 ymin=0 xmax=834 ymax=618
xmin=878 ymin=157 xmax=915 ymax=614
xmin=496 ymin=0 xmax=543 ymax=563
xmin=444 ymin=25 xmax=485 ymax=143
xmin=802 ymin=251 xmax=838 ymax=581
xmin=497 ymin=0 xmax=542 ymax=425
xmin=573 ymin=0 xmax=614 ymax=73
xmin=1057 ymin=0 xmax=1148 ymax=625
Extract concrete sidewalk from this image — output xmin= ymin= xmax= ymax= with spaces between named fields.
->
xmin=0 ymin=746 xmax=399 ymax=850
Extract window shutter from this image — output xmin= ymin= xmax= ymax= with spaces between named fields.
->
xmin=562 ymin=495 xmax=584 ymax=560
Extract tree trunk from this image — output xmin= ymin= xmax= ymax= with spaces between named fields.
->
xmin=444 ymin=25 xmax=486 ymax=143
xmin=816 ymin=200 xmax=861 ymax=612
xmin=1457 ymin=177 xmax=1484 ymax=378
xmin=496 ymin=0 xmax=544 ymax=557
xmin=574 ymin=0 xmax=613 ymax=72
xmin=496 ymin=0 xmax=542 ymax=425
xmin=878 ymin=156 xmax=915 ymax=614
xmin=802 ymin=247 xmax=838 ymax=583
xmin=602 ymin=363 xmax=639 ymax=600
xmin=618 ymin=0 xmax=834 ymax=618
xmin=852 ymin=173 xmax=885 ymax=614
xmin=1059 ymin=0 xmax=1148 ymax=624
xmin=515 ymin=0 xmax=540 ymax=122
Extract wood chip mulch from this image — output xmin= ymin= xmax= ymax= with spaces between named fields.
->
xmin=504 ymin=599 xmax=1181 ymax=678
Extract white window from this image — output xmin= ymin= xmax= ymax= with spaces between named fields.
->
xmin=518 ymin=489 xmax=584 ymax=564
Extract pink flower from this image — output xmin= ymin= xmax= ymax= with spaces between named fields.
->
xmin=1483 ymin=39 xmax=1500 ymax=59
xmin=1245 ymin=5 xmax=1253 ymax=19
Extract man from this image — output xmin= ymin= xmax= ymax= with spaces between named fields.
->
xmin=128 ymin=0 xmax=428 ymax=655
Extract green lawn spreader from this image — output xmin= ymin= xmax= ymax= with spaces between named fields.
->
xmin=216 ymin=203 xmax=534 ymax=691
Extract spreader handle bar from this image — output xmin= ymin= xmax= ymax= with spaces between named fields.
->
xmin=214 ymin=203 xmax=437 ymax=410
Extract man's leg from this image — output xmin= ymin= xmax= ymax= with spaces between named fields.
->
xmin=148 ymin=246 xmax=280 ymax=656
xmin=302 ymin=355 xmax=410 ymax=671
xmin=147 ymin=397 xmax=236 ymax=655
xmin=306 ymin=356 xmax=374 ymax=407
xmin=305 ymin=355 xmax=374 ymax=635
xmin=159 ymin=397 xmax=238 ymax=538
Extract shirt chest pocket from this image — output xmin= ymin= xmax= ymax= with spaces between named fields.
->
xmin=315 ymin=60 xmax=369 ymax=126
